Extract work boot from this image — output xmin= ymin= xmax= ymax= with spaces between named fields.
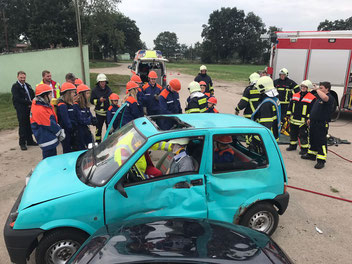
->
xmin=299 ymin=148 xmax=308 ymax=155
xmin=27 ymin=141 xmax=38 ymax=146
xmin=20 ymin=145 xmax=27 ymax=151
xmin=314 ymin=161 xmax=325 ymax=169
xmin=301 ymin=153 xmax=316 ymax=161
xmin=286 ymin=145 xmax=297 ymax=151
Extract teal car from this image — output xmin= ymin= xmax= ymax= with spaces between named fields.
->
xmin=4 ymin=114 xmax=289 ymax=264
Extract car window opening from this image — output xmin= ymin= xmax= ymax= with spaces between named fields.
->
xmin=148 ymin=116 xmax=193 ymax=131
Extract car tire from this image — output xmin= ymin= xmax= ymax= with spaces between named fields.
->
xmin=35 ymin=228 xmax=88 ymax=264
xmin=239 ymin=202 xmax=279 ymax=236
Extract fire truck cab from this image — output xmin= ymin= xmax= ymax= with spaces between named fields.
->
xmin=268 ymin=31 xmax=352 ymax=115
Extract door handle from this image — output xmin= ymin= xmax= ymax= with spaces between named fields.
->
xmin=191 ymin=179 xmax=203 ymax=186
xmin=174 ymin=181 xmax=191 ymax=189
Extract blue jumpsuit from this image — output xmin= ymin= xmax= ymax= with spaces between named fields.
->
xmin=143 ymin=82 xmax=162 ymax=115
xmin=121 ymin=96 xmax=144 ymax=127
xmin=158 ymin=88 xmax=182 ymax=130
xmin=73 ymin=102 xmax=93 ymax=150
xmin=57 ymin=100 xmax=77 ymax=153
xmin=107 ymin=105 xmax=121 ymax=131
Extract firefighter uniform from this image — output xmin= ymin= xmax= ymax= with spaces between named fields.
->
xmin=142 ymin=82 xmax=163 ymax=115
xmin=107 ymin=105 xmax=121 ymax=131
xmin=185 ymin=95 xmax=207 ymax=113
xmin=194 ymin=65 xmax=214 ymax=94
xmin=286 ymin=90 xmax=316 ymax=153
xmin=235 ymin=85 xmax=261 ymax=118
xmin=303 ymin=92 xmax=334 ymax=166
xmin=159 ymin=87 xmax=182 ymax=129
xmin=274 ymin=77 xmax=299 ymax=121
xmin=57 ymin=99 xmax=77 ymax=153
xmin=73 ymin=102 xmax=94 ymax=150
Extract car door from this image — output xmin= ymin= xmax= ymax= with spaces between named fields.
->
xmin=104 ymin=134 xmax=209 ymax=225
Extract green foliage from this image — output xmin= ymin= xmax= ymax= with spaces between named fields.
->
xmin=167 ymin=63 xmax=265 ymax=82
xmin=0 ymin=93 xmax=18 ymax=131
xmin=154 ymin=31 xmax=180 ymax=58
xmin=318 ymin=17 xmax=352 ymax=30
xmin=89 ymin=73 xmax=130 ymax=94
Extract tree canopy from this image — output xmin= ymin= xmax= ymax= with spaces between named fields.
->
xmin=318 ymin=17 xmax=352 ymax=31
xmin=153 ymin=31 xmax=180 ymax=58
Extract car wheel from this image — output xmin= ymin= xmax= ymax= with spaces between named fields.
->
xmin=239 ymin=202 xmax=279 ymax=236
xmin=35 ymin=229 xmax=88 ymax=264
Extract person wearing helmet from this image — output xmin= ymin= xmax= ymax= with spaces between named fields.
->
xmin=206 ymin=97 xmax=219 ymax=113
xmin=214 ymin=135 xmax=235 ymax=163
xmin=194 ymin=65 xmax=214 ymax=95
xmin=167 ymin=138 xmax=195 ymax=174
xmin=235 ymin=72 xmax=261 ymax=118
xmin=199 ymin=81 xmax=210 ymax=98
xmin=65 ymin=73 xmax=76 ymax=84
xmin=74 ymin=78 xmax=83 ymax=87
xmin=107 ymin=93 xmax=121 ymax=132
xmin=185 ymin=81 xmax=208 ymax=113
xmin=274 ymin=68 xmax=299 ymax=121
xmin=121 ymin=81 xmax=144 ymax=127
xmin=90 ymin=73 xmax=112 ymax=143
xmin=286 ymin=80 xmax=316 ymax=154
xmin=11 ymin=71 xmax=36 ymax=150
xmin=73 ymin=84 xmax=96 ymax=150
xmin=30 ymin=84 xmax=65 ymax=159
xmin=158 ymin=79 xmax=182 ymax=129
xmin=57 ymin=82 xmax=78 ymax=153
xmin=142 ymin=71 xmax=162 ymax=115
xmin=130 ymin=74 xmax=145 ymax=106
xmin=251 ymin=76 xmax=281 ymax=140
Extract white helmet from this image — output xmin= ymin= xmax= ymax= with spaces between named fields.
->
xmin=279 ymin=68 xmax=288 ymax=76
xmin=200 ymin=65 xmax=207 ymax=71
xmin=169 ymin=138 xmax=190 ymax=145
xmin=96 ymin=73 xmax=108 ymax=84
xmin=188 ymin=81 xmax=201 ymax=93
xmin=301 ymin=80 xmax=313 ymax=90
xmin=255 ymin=76 xmax=278 ymax=97
xmin=249 ymin=72 xmax=260 ymax=85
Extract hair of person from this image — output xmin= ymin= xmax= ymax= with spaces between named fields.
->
xmin=123 ymin=88 xmax=137 ymax=103
xmin=62 ymin=90 xmax=74 ymax=105
xmin=65 ymin=72 xmax=76 ymax=81
xmin=42 ymin=70 xmax=50 ymax=77
xmin=17 ymin=71 xmax=26 ymax=76
xmin=319 ymin=81 xmax=331 ymax=91
xmin=78 ymin=92 xmax=88 ymax=109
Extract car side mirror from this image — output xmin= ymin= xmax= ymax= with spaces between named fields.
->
xmin=115 ymin=181 xmax=128 ymax=198
xmin=127 ymin=65 xmax=132 ymax=69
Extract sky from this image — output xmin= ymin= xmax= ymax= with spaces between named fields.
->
xmin=118 ymin=0 xmax=352 ymax=49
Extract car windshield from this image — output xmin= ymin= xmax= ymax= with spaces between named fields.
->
xmin=77 ymin=124 xmax=146 ymax=186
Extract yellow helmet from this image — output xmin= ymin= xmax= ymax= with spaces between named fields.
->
xmin=188 ymin=81 xmax=201 ymax=93
xmin=255 ymin=76 xmax=278 ymax=97
xmin=279 ymin=68 xmax=288 ymax=76
xmin=249 ymin=72 xmax=260 ymax=84
xmin=200 ymin=65 xmax=207 ymax=71
xmin=301 ymin=80 xmax=313 ymax=90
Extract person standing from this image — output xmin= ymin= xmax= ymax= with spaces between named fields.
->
xmin=30 ymin=84 xmax=65 ymax=159
xmin=235 ymin=72 xmax=261 ymax=118
xmin=65 ymin=73 xmax=76 ymax=84
xmin=130 ymin=74 xmax=145 ymax=106
xmin=121 ymin=81 xmax=144 ymax=127
xmin=301 ymin=82 xmax=334 ymax=169
xmin=194 ymin=65 xmax=214 ymax=95
xmin=90 ymin=73 xmax=112 ymax=143
xmin=107 ymin=93 xmax=121 ymax=132
xmin=11 ymin=71 xmax=36 ymax=150
xmin=142 ymin=71 xmax=162 ymax=115
xmin=37 ymin=70 xmax=61 ymax=104
xmin=286 ymin=80 xmax=316 ymax=155
xmin=274 ymin=68 xmax=299 ymax=121
xmin=185 ymin=81 xmax=208 ymax=113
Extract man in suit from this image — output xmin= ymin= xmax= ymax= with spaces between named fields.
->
xmin=11 ymin=71 xmax=37 ymax=150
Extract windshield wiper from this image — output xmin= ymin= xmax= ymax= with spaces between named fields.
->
xmin=85 ymin=143 xmax=97 ymax=184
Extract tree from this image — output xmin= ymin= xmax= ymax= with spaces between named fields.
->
xmin=153 ymin=31 xmax=180 ymax=58
xmin=318 ymin=17 xmax=352 ymax=30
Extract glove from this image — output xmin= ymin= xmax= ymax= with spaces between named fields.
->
xmin=58 ymin=129 xmax=66 ymax=142
xmin=91 ymin=116 xmax=98 ymax=126
xmin=154 ymin=94 xmax=160 ymax=101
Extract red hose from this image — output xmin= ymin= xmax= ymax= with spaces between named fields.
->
xmin=287 ymin=185 xmax=352 ymax=203
xmin=328 ymin=149 xmax=352 ymax=163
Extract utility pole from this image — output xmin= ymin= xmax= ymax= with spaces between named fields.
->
xmin=2 ymin=10 xmax=9 ymax=52
xmin=74 ymin=0 xmax=86 ymax=83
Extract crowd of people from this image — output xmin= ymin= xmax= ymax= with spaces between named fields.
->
xmin=11 ymin=65 xmax=334 ymax=169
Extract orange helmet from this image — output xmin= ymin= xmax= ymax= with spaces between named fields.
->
xmin=61 ymin=82 xmax=76 ymax=93
xmin=169 ymin=79 xmax=181 ymax=91
xmin=215 ymin=135 xmax=233 ymax=144
xmin=148 ymin=71 xmax=158 ymax=79
xmin=131 ymin=75 xmax=142 ymax=83
xmin=126 ymin=81 xmax=139 ymax=92
xmin=74 ymin=78 xmax=83 ymax=85
xmin=77 ymin=84 xmax=90 ymax=94
xmin=208 ymin=97 xmax=217 ymax=105
xmin=35 ymin=84 xmax=52 ymax=96
xmin=109 ymin=93 xmax=120 ymax=101
xmin=199 ymin=81 xmax=207 ymax=86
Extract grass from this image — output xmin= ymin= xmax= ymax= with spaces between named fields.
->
xmin=0 ymin=73 xmax=130 ymax=131
xmin=89 ymin=60 xmax=120 ymax=69
xmin=167 ymin=63 xmax=266 ymax=82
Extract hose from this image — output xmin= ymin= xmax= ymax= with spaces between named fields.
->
xmin=328 ymin=149 xmax=352 ymax=163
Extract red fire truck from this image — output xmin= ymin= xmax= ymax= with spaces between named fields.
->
xmin=268 ymin=31 xmax=352 ymax=116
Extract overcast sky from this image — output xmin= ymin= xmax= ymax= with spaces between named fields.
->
xmin=118 ymin=0 xmax=352 ymax=49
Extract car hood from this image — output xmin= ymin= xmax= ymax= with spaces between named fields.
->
xmin=18 ymin=151 xmax=91 ymax=211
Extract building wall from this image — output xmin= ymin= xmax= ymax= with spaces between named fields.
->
xmin=0 ymin=45 xmax=89 ymax=93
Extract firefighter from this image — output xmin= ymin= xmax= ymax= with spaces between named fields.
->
xmin=302 ymin=82 xmax=334 ymax=169
xmin=90 ymin=73 xmax=112 ymax=143
xmin=142 ymin=71 xmax=162 ymax=115
xmin=185 ymin=81 xmax=208 ymax=113
xmin=107 ymin=93 xmax=121 ymax=131
xmin=286 ymin=80 xmax=316 ymax=154
xmin=168 ymin=138 xmax=194 ymax=174
xmin=235 ymin=72 xmax=261 ymax=118
xmin=57 ymin=82 xmax=77 ymax=153
xmin=206 ymin=97 xmax=219 ymax=113
xmin=130 ymin=74 xmax=145 ymax=106
xmin=74 ymin=78 xmax=83 ymax=87
xmin=199 ymin=81 xmax=210 ymax=98
xmin=194 ymin=65 xmax=214 ymax=95
xmin=74 ymin=84 xmax=96 ymax=150
xmin=252 ymin=76 xmax=281 ymax=140
xmin=274 ymin=68 xmax=299 ymax=121
xmin=37 ymin=70 xmax=60 ymax=106
xmin=214 ymin=135 xmax=235 ymax=163
xmin=30 ymin=84 xmax=65 ymax=159
xmin=121 ymin=81 xmax=144 ymax=126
